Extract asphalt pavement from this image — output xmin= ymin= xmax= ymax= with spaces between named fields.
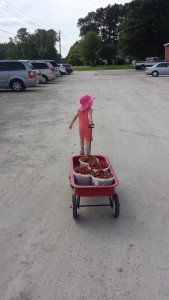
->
xmin=0 ymin=70 xmax=169 ymax=300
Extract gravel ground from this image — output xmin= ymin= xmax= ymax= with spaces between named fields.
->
xmin=0 ymin=70 xmax=169 ymax=300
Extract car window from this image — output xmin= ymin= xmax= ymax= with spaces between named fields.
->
xmin=27 ymin=62 xmax=34 ymax=70
xmin=31 ymin=63 xmax=49 ymax=69
xmin=0 ymin=62 xmax=8 ymax=71
xmin=157 ymin=63 xmax=167 ymax=68
xmin=48 ymin=61 xmax=57 ymax=67
xmin=7 ymin=62 xmax=26 ymax=71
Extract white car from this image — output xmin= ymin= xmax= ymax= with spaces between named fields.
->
xmin=145 ymin=62 xmax=169 ymax=77
xmin=57 ymin=64 xmax=68 ymax=75
xmin=30 ymin=61 xmax=56 ymax=83
xmin=42 ymin=60 xmax=61 ymax=77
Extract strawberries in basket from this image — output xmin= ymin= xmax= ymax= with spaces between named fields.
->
xmin=74 ymin=166 xmax=91 ymax=175
xmin=79 ymin=155 xmax=97 ymax=163
xmin=89 ymin=160 xmax=109 ymax=170
xmin=91 ymin=169 xmax=114 ymax=179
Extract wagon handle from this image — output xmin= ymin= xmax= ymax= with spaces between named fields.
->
xmin=88 ymin=124 xmax=94 ymax=128
xmin=88 ymin=124 xmax=94 ymax=155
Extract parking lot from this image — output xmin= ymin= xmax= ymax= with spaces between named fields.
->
xmin=0 ymin=70 xmax=169 ymax=300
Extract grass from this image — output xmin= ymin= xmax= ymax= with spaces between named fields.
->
xmin=73 ymin=64 xmax=132 ymax=71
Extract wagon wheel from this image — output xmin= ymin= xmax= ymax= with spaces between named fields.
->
xmin=76 ymin=196 xmax=80 ymax=208
xmin=72 ymin=194 xmax=77 ymax=219
xmin=112 ymin=193 xmax=120 ymax=218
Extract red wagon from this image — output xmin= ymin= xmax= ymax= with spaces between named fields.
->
xmin=70 ymin=155 xmax=120 ymax=219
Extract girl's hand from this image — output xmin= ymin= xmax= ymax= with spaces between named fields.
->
xmin=69 ymin=124 xmax=72 ymax=129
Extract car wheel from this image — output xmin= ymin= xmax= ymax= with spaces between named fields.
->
xmin=152 ymin=71 xmax=159 ymax=77
xmin=42 ymin=75 xmax=48 ymax=84
xmin=10 ymin=79 xmax=25 ymax=92
xmin=140 ymin=64 xmax=145 ymax=70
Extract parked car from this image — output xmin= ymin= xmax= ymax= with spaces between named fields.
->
xmin=42 ymin=60 xmax=61 ymax=77
xmin=57 ymin=64 xmax=68 ymax=75
xmin=30 ymin=61 xmax=56 ymax=83
xmin=63 ymin=63 xmax=73 ymax=74
xmin=35 ymin=70 xmax=45 ymax=84
xmin=145 ymin=62 xmax=169 ymax=77
xmin=0 ymin=60 xmax=37 ymax=91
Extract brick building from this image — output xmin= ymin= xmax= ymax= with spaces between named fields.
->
xmin=164 ymin=43 xmax=169 ymax=61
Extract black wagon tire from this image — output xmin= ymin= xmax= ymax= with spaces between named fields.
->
xmin=72 ymin=194 xmax=77 ymax=219
xmin=152 ymin=71 xmax=159 ymax=77
xmin=10 ymin=79 xmax=25 ymax=92
xmin=112 ymin=193 xmax=120 ymax=218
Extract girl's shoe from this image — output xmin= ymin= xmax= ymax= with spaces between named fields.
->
xmin=80 ymin=150 xmax=85 ymax=155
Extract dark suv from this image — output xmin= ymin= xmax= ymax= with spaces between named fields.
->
xmin=0 ymin=60 xmax=37 ymax=92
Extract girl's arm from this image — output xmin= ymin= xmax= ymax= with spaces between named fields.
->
xmin=69 ymin=111 xmax=79 ymax=129
xmin=88 ymin=108 xmax=93 ymax=126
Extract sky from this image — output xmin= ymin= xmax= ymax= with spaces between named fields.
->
xmin=0 ymin=0 xmax=131 ymax=57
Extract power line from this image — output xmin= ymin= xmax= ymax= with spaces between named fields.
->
xmin=1 ymin=6 xmax=40 ymax=27
xmin=0 ymin=1 xmax=74 ymax=54
xmin=0 ymin=0 xmax=59 ymax=31
xmin=0 ymin=28 xmax=15 ymax=35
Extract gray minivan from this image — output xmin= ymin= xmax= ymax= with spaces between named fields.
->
xmin=0 ymin=60 xmax=37 ymax=92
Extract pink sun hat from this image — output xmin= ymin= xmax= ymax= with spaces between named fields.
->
xmin=79 ymin=94 xmax=95 ymax=112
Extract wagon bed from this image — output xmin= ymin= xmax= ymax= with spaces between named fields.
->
xmin=70 ymin=155 xmax=120 ymax=219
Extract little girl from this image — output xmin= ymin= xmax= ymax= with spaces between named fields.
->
xmin=69 ymin=94 xmax=95 ymax=155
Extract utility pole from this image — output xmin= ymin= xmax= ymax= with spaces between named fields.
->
xmin=59 ymin=30 xmax=61 ymax=56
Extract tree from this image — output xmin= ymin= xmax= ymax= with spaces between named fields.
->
xmin=77 ymin=4 xmax=124 ymax=43
xmin=97 ymin=4 xmax=124 ymax=43
xmin=66 ymin=42 xmax=82 ymax=65
xmin=78 ymin=31 xmax=102 ymax=65
xmin=119 ymin=0 xmax=169 ymax=59
xmin=77 ymin=4 xmax=125 ymax=63
xmin=77 ymin=12 xmax=99 ymax=37
xmin=0 ymin=27 xmax=60 ymax=60
xmin=100 ymin=43 xmax=117 ymax=64
xmin=33 ymin=29 xmax=59 ymax=59
xmin=0 ymin=43 xmax=7 ymax=59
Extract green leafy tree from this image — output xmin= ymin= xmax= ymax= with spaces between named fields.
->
xmin=100 ymin=43 xmax=117 ymax=64
xmin=77 ymin=12 xmax=99 ymax=37
xmin=77 ymin=4 xmax=124 ymax=43
xmin=0 ymin=43 xmax=8 ymax=59
xmin=119 ymin=0 xmax=169 ymax=59
xmin=77 ymin=4 xmax=125 ymax=63
xmin=79 ymin=31 xmax=102 ymax=65
xmin=66 ymin=42 xmax=82 ymax=65
xmin=0 ymin=27 xmax=60 ymax=60
xmin=33 ymin=29 xmax=59 ymax=59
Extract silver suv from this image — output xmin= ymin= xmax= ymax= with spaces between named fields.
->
xmin=0 ymin=60 xmax=37 ymax=92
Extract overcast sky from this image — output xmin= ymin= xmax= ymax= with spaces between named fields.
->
xmin=0 ymin=0 xmax=131 ymax=57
